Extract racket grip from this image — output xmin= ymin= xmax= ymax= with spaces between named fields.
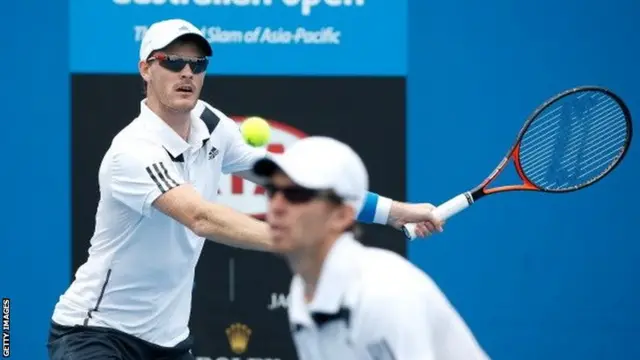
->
xmin=402 ymin=193 xmax=473 ymax=240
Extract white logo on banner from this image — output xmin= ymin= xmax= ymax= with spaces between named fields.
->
xmin=266 ymin=293 xmax=289 ymax=310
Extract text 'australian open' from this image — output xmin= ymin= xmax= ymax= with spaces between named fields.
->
xmin=115 ymin=0 xmax=366 ymax=17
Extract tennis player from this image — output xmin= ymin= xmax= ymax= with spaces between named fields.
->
xmin=47 ymin=18 xmax=443 ymax=360
xmin=252 ymin=136 xmax=490 ymax=360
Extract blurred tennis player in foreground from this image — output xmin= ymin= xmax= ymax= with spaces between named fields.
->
xmin=47 ymin=18 xmax=443 ymax=360
xmin=252 ymin=136 xmax=490 ymax=360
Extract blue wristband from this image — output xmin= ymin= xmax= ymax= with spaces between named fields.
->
xmin=357 ymin=192 xmax=379 ymax=223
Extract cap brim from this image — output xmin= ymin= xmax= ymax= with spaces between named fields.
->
xmin=252 ymin=156 xmax=318 ymax=189
xmin=171 ymin=33 xmax=212 ymax=57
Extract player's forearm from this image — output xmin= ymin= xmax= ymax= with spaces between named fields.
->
xmin=191 ymin=203 xmax=273 ymax=252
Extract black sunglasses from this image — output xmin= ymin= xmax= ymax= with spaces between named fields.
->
xmin=147 ymin=52 xmax=209 ymax=74
xmin=263 ymin=184 xmax=343 ymax=204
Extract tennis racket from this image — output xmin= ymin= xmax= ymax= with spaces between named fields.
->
xmin=403 ymin=85 xmax=633 ymax=240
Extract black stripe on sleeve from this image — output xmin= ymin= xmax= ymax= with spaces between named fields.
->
xmin=146 ymin=165 xmax=167 ymax=193
xmin=159 ymin=162 xmax=180 ymax=187
xmin=152 ymin=163 xmax=174 ymax=192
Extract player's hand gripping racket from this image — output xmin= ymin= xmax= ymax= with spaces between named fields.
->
xmin=403 ymin=86 xmax=633 ymax=240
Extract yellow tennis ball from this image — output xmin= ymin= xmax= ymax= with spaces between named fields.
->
xmin=240 ymin=116 xmax=271 ymax=147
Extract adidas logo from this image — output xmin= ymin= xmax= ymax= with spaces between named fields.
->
xmin=208 ymin=146 xmax=219 ymax=160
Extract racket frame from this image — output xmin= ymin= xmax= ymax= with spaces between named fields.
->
xmin=402 ymin=85 xmax=633 ymax=240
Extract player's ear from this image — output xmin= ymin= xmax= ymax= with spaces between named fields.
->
xmin=328 ymin=203 xmax=355 ymax=233
xmin=139 ymin=60 xmax=151 ymax=83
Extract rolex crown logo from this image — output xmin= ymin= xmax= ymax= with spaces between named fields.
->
xmin=226 ymin=323 xmax=252 ymax=354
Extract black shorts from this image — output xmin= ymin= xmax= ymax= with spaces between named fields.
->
xmin=46 ymin=321 xmax=195 ymax=360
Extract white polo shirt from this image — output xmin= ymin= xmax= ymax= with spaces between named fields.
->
xmin=287 ymin=233 xmax=490 ymax=360
xmin=51 ymin=99 xmax=264 ymax=347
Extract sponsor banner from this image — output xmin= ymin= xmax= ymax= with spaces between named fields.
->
xmin=72 ymin=74 xmax=406 ymax=359
xmin=70 ymin=0 xmax=407 ymax=75
xmin=194 ymin=321 xmax=285 ymax=360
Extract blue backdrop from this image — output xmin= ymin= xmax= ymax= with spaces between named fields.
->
xmin=407 ymin=0 xmax=640 ymax=359
xmin=2 ymin=0 xmax=639 ymax=359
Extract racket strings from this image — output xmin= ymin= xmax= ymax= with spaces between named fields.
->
xmin=518 ymin=91 xmax=629 ymax=191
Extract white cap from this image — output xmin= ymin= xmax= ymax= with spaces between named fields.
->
xmin=139 ymin=19 xmax=212 ymax=61
xmin=252 ymin=136 xmax=369 ymax=214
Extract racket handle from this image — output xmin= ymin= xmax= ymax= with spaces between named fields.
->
xmin=402 ymin=193 xmax=473 ymax=240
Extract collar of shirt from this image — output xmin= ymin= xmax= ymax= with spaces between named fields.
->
xmin=288 ymin=232 xmax=364 ymax=328
xmin=139 ymin=99 xmax=211 ymax=159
